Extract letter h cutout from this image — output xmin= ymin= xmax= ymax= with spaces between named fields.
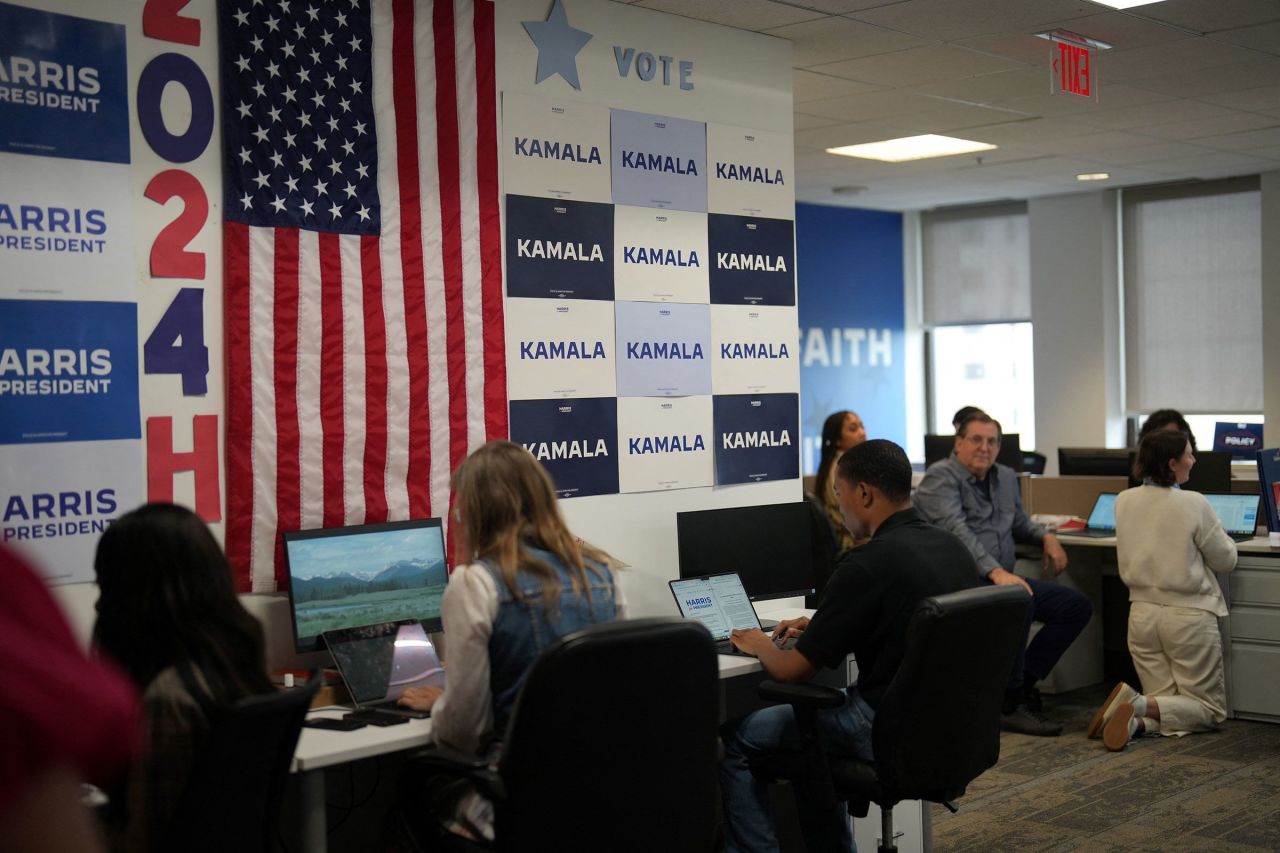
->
xmin=147 ymin=415 xmax=221 ymax=521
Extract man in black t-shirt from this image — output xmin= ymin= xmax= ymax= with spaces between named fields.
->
xmin=720 ymin=440 xmax=978 ymax=853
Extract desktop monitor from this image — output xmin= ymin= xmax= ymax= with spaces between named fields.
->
xmin=924 ymin=432 xmax=1023 ymax=471
xmin=676 ymin=502 xmax=814 ymax=601
xmin=1057 ymin=448 xmax=1133 ymax=478
xmin=283 ymin=518 xmax=448 ymax=653
xmin=1184 ymin=450 xmax=1232 ymax=494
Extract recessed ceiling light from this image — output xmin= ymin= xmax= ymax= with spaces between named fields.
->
xmin=1077 ymin=172 xmax=1111 ymax=182
xmin=825 ymin=134 xmax=997 ymax=163
xmin=1085 ymin=0 xmax=1165 ymax=9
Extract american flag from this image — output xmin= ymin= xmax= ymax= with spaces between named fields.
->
xmin=219 ymin=0 xmax=505 ymax=592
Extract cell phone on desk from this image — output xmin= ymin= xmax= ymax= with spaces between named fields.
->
xmin=304 ymin=716 xmax=367 ymax=731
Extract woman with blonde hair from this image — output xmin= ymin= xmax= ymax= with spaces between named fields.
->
xmin=398 ymin=440 xmax=623 ymax=840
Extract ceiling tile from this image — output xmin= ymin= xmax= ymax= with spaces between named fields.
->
xmin=909 ymin=67 xmax=1053 ymax=103
xmin=1072 ymin=97 xmax=1240 ymax=130
xmin=1085 ymin=140 xmax=1216 ymax=165
xmin=1209 ymin=20 xmax=1280 ymax=56
xmin=1194 ymin=125 xmax=1280 ymax=151
xmin=809 ymin=44 xmax=1027 ymax=87
xmin=1137 ymin=110 xmax=1280 ymax=140
xmin=793 ymin=69 xmax=889 ymax=102
xmin=1033 ymin=10 xmax=1197 ymax=51
xmin=1198 ymin=83 xmax=1280 ymax=112
xmin=1126 ymin=58 xmax=1280 ymax=97
xmin=764 ymin=15 xmax=929 ymax=66
xmin=794 ymin=111 xmax=847 ymax=130
xmin=1125 ymin=0 xmax=1280 ymax=35
xmin=1138 ymin=150 xmax=1280 ymax=177
xmin=847 ymin=0 xmax=1098 ymax=41
xmin=1099 ymin=37 xmax=1261 ymax=82
xmin=781 ymin=0 xmax=914 ymax=13
xmin=631 ymin=0 xmax=827 ymax=31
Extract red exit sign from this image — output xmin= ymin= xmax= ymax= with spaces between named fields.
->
xmin=1053 ymin=42 xmax=1093 ymax=98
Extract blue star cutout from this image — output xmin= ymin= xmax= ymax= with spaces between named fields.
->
xmin=523 ymin=0 xmax=592 ymax=91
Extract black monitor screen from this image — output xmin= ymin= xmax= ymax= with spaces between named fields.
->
xmin=1058 ymin=448 xmax=1133 ymax=477
xmin=1184 ymin=451 xmax=1232 ymax=494
xmin=283 ymin=518 xmax=448 ymax=653
xmin=676 ymin=502 xmax=814 ymax=601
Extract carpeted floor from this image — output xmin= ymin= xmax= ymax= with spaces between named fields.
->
xmin=931 ymin=685 xmax=1280 ymax=852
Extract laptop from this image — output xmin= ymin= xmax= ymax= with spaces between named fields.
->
xmin=1202 ymin=493 xmax=1261 ymax=542
xmin=323 ymin=620 xmax=445 ymax=718
xmin=669 ymin=572 xmax=789 ymax=657
xmin=1060 ymin=493 xmax=1119 ymax=538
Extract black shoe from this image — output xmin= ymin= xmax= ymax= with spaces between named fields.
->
xmin=1024 ymin=683 xmax=1043 ymax=713
xmin=1001 ymin=705 xmax=1062 ymax=737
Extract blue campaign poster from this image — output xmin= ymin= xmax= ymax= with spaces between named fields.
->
xmin=509 ymin=397 xmax=619 ymax=499
xmin=0 ymin=2 xmax=130 ymax=163
xmin=713 ymin=393 xmax=799 ymax=485
xmin=505 ymin=194 xmax=614 ymax=300
xmin=614 ymin=301 xmax=712 ymax=397
xmin=707 ymin=213 xmax=795 ymax=306
xmin=610 ymin=109 xmax=707 ymax=212
xmin=0 ymin=299 xmax=140 ymax=444
xmin=795 ymin=204 xmax=905 ymax=473
xmin=1213 ymin=422 xmax=1263 ymax=460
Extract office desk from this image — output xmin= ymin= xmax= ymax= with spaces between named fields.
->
xmin=1050 ymin=534 xmax=1280 ymax=723
xmin=289 ymin=608 xmax=837 ymax=853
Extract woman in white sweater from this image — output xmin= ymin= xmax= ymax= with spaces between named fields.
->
xmin=1089 ymin=429 xmax=1237 ymax=751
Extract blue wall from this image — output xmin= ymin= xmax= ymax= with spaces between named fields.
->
xmin=796 ymin=203 xmax=905 ymax=475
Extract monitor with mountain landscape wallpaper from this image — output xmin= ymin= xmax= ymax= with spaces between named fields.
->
xmin=283 ymin=518 xmax=448 ymax=652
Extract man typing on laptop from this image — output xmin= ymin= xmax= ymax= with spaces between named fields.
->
xmin=719 ymin=440 xmax=978 ymax=853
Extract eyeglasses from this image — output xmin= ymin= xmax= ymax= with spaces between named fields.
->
xmin=964 ymin=434 xmax=1001 ymax=448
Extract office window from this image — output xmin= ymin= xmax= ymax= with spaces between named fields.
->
xmin=922 ymin=202 xmax=1035 ymax=450
xmin=930 ymin=323 xmax=1036 ymax=450
xmin=1123 ymin=178 xmax=1262 ymax=414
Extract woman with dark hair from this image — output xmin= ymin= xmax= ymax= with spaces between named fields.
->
xmin=813 ymin=410 xmax=867 ymax=553
xmin=93 ymin=503 xmax=273 ymax=851
xmin=1090 ymin=430 xmax=1236 ymax=751
xmin=397 ymin=440 xmax=622 ymax=841
xmin=1138 ymin=408 xmax=1197 ymax=451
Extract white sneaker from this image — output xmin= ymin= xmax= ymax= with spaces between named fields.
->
xmin=1087 ymin=682 xmax=1138 ymax=739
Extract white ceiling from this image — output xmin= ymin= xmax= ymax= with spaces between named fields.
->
xmin=612 ymin=0 xmax=1280 ymax=211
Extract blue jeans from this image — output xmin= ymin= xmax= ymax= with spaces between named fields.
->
xmin=1002 ymin=576 xmax=1092 ymax=691
xmin=720 ymin=691 xmax=875 ymax=853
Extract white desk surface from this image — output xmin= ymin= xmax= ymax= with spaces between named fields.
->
xmin=292 ymin=707 xmax=433 ymax=773
xmin=1057 ymin=533 xmax=1280 ymax=555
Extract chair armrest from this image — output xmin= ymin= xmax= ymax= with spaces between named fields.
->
xmin=406 ymin=746 xmax=506 ymax=802
xmin=758 ymin=681 xmax=847 ymax=709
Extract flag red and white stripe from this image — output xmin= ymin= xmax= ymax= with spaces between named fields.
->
xmin=224 ymin=0 xmax=505 ymax=592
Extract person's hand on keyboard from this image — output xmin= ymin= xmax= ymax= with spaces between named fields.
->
xmin=771 ymin=616 xmax=809 ymax=645
xmin=398 ymin=685 xmax=443 ymax=712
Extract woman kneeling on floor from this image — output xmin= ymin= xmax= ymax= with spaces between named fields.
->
xmin=1090 ymin=429 xmax=1238 ymax=751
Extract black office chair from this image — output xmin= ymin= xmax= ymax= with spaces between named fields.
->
xmin=159 ymin=673 xmax=320 ymax=853
xmin=751 ymin=586 xmax=1028 ymax=853
xmin=804 ymin=491 xmax=839 ymax=608
xmin=399 ymin=618 xmax=721 ymax=853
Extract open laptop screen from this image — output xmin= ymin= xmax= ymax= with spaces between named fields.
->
xmin=1202 ymin=493 xmax=1259 ymax=537
xmin=323 ymin=621 xmax=445 ymax=706
xmin=669 ymin=573 xmax=761 ymax=641
xmin=1086 ymin=493 xmax=1118 ymax=531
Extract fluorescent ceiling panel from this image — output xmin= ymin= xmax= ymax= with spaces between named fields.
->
xmin=826 ymin=134 xmax=997 ymax=162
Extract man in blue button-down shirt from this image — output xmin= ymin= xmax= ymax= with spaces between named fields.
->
xmin=916 ymin=412 xmax=1092 ymax=736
